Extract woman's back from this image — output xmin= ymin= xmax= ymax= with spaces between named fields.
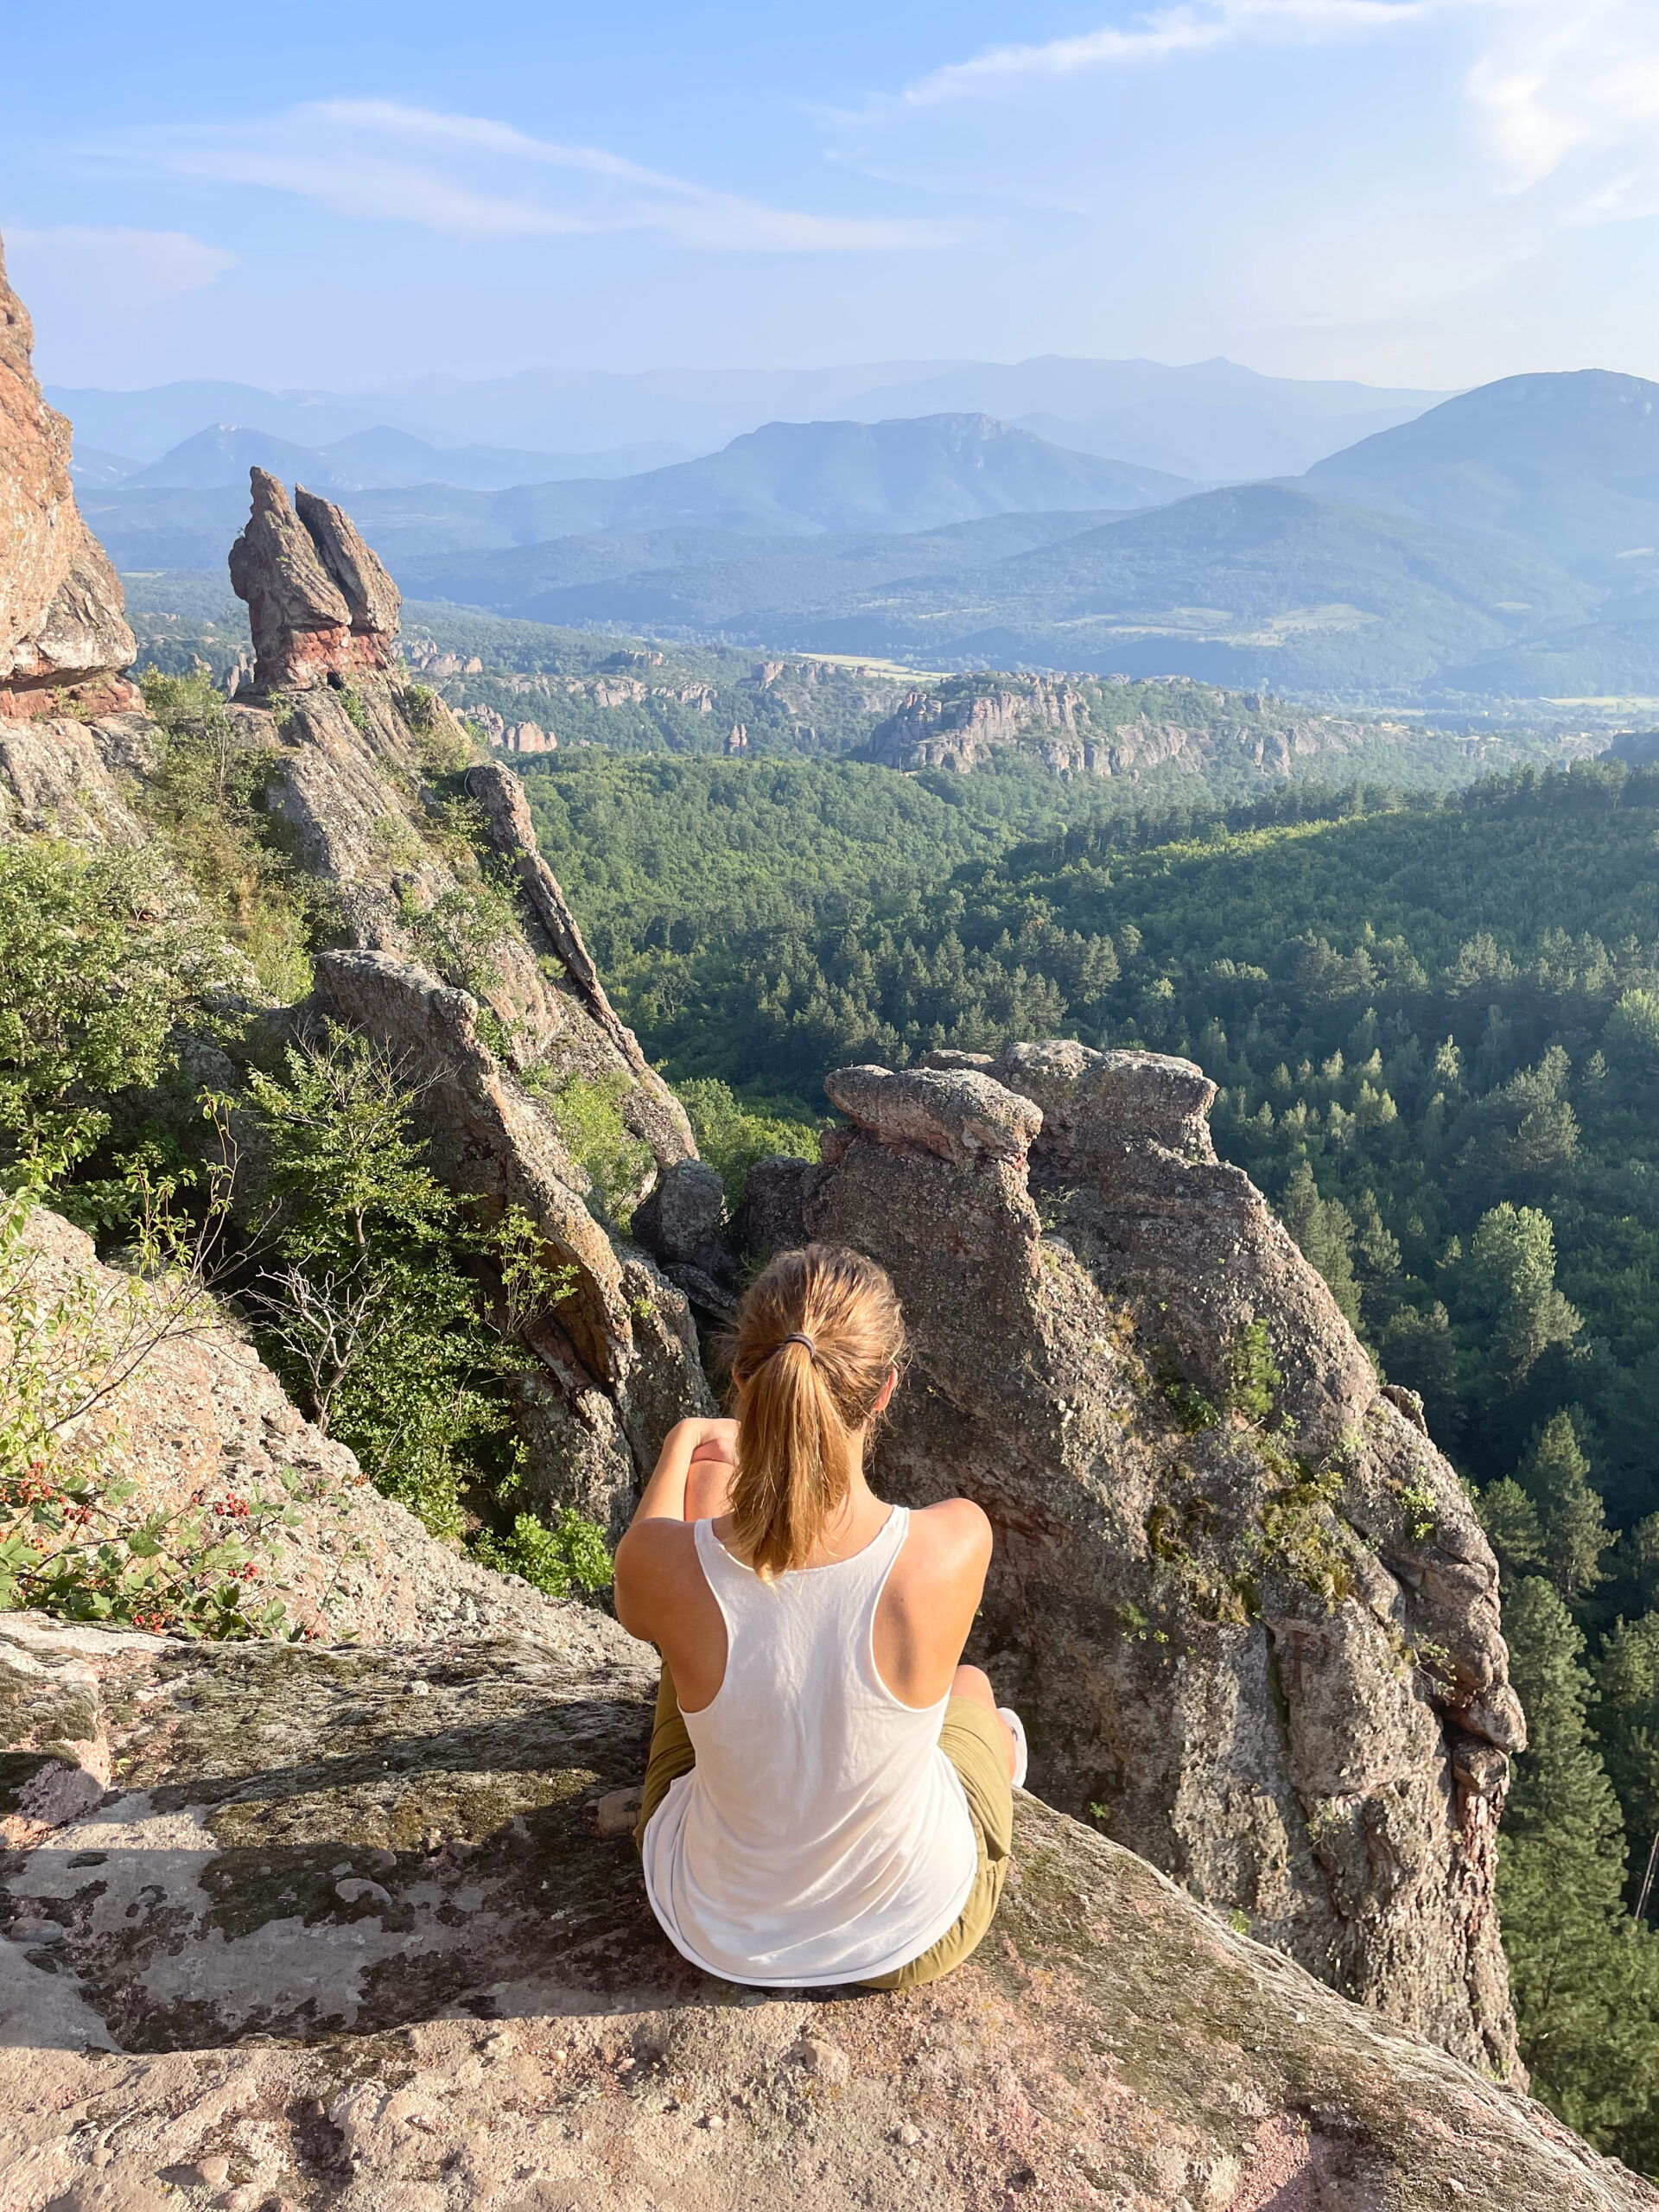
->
xmin=639 ymin=1504 xmax=980 ymax=1986
xmin=614 ymin=1240 xmax=1017 ymax=1993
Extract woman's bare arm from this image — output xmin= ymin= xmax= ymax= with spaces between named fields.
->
xmin=613 ymin=1417 xmax=737 ymax=1642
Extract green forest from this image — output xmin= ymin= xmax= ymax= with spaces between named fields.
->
xmin=515 ymin=743 xmax=1659 ymax=2163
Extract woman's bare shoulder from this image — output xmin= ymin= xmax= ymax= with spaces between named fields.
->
xmin=904 ymin=1496 xmax=993 ymax=1563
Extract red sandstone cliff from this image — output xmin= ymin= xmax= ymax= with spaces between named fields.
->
xmin=0 ymin=231 xmax=134 ymax=715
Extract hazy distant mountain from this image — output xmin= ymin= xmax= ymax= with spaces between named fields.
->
xmin=82 ymin=414 xmax=1189 ymax=569
xmin=67 ymin=444 xmax=141 ymax=487
xmin=1014 ymin=397 xmax=1433 ymax=484
xmin=129 ymin=426 xmax=365 ymax=493
xmin=318 ymin=428 xmax=685 ymax=490
xmin=48 ymin=354 xmax=1444 ymax=481
xmin=493 ymin=416 xmax=1192 ymax=537
xmin=126 ymin=423 xmax=687 ymax=494
xmin=1306 ymin=370 xmax=1659 ymax=575
xmin=397 ymin=481 xmax=1590 ymax=699
xmin=847 ymin=357 xmax=1448 ymax=481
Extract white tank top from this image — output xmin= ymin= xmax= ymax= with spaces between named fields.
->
xmin=639 ymin=1504 xmax=979 ymax=1986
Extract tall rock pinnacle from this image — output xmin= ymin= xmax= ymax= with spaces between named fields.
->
xmin=0 ymin=229 xmax=136 ymax=712
xmin=228 ymin=467 xmax=401 ymax=691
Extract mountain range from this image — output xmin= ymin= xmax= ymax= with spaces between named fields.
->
xmin=49 ymin=353 xmax=1444 ymax=483
xmin=69 ymin=367 xmax=1659 ymax=705
xmin=378 ymin=372 xmax=1658 ymax=703
xmin=78 ymin=425 xmax=687 ymax=494
xmin=77 ymin=415 xmax=1185 ymax=568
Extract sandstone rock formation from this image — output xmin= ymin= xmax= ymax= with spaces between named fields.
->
xmin=868 ymin=673 xmax=1369 ymax=779
xmin=0 ymin=230 xmax=135 ymax=716
xmin=216 ymin=486 xmax=693 ymax=1183
xmin=737 ymin=1044 xmax=1522 ymax=2076
xmin=312 ymin=951 xmax=711 ymax=1537
xmin=3 ymin=1605 xmax=1651 ymax=2212
xmin=228 ymin=469 xmax=399 ymax=692
xmin=0 ymin=456 xmax=710 ymax=1539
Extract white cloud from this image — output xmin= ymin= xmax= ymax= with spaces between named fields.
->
xmin=900 ymin=0 xmax=1427 ymax=105
xmin=1467 ymin=2 xmax=1659 ymax=206
xmin=110 ymin=99 xmax=965 ymax=255
xmin=896 ymin=0 xmax=1659 ymax=218
xmin=4 ymin=226 xmax=235 ymax=318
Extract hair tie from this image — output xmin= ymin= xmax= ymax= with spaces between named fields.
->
xmin=780 ymin=1332 xmax=816 ymax=1357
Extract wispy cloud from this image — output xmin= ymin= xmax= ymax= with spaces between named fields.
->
xmin=900 ymin=0 xmax=1427 ymax=106
xmin=105 ymin=99 xmax=965 ymax=254
xmin=1467 ymin=2 xmax=1659 ymax=203
xmin=4 ymin=227 xmax=235 ymax=317
xmin=894 ymin=0 xmax=1659 ymax=217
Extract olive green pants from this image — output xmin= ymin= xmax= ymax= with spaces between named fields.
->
xmin=635 ymin=1659 xmax=1014 ymax=1990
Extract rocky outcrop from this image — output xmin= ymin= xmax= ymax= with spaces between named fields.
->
xmin=3 ymin=1605 xmax=1651 ymax=2212
xmin=0 ymin=454 xmax=709 ymax=1540
xmin=745 ymin=1044 xmax=1522 ymax=2075
xmin=461 ymin=760 xmax=677 ymax=1111
xmin=632 ymin=1156 xmax=740 ymax=1323
xmin=0 ymin=229 xmax=135 ymax=715
xmin=869 ymin=673 xmax=1370 ymax=779
xmin=0 ymin=708 xmax=152 ymax=841
xmin=311 ymin=951 xmax=711 ymax=1536
xmin=228 ymin=469 xmax=399 ymax=692
xmin=10 ymin=1207 xmax=588 ymax=1659
xmin=219 ymin=484 xmax=693 ymax=1181
xmin=245 ymin=670 xmax=708 ymax=1526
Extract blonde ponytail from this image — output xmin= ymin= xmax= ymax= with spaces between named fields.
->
xmin=727 ymin=1243 xmax=906 ymax=1578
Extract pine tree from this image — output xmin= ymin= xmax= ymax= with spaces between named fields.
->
xmin=1499 ymin=1575 xmax=1659 ymax=2163
xmin=1278 ymin=1161 xmax=1361 ymax=1329
xmin=1465 ymin=1204 xmax=1581 ymax=1389
xmin=1514 ymin=1412 xmax=1613 ymax=1601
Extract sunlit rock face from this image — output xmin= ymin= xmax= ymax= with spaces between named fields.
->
xmin=3 ymin=1603 xmax=1649 ymax=2212
xmin=734 ymin=1042 xmax=1525 ymax=2077
xmin=0 ymin=229 xmax=135 ymax=715
xmin=228 ymin=467 xmax=401 ymax=692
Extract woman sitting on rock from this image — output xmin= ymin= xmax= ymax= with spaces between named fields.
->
xmin=613 ymin=1241 xmax=1023 ymax=1991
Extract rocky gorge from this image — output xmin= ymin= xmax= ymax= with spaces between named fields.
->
xmin=2 ymin=224 xmax=1655 ymax=2207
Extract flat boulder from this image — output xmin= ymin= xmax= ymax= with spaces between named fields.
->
xmin=0 ymin=1609 xmax=1649 ymax=2211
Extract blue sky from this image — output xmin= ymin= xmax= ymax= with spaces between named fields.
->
xmin=3 ymin=0 xmax=1656 ymax=392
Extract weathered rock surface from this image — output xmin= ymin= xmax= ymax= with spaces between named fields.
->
xmin=12 ymin=1207 xmax=588 ymax=1657
xmin=3 ymin=1607 xmax=1651 ymax=2212
xmin=755 ymin=1043 xmax=1523 ymax=2076
xmin=0 ymin=708 xmax=152 ymax=842
xmin=0 ymin=229 xmax=136 ymax=712
xmin=460 ymin=756 xmax=692 ymax=1167
xmin=228 ymin=470 xmax=399 ymax=693
xmin=632 ymin=1158 xmax=740 ymax=1324
xmin=868 ymin=673 xmax=1370 ymax=780
xmin=311 ymin=951 xmax=712 ymax=1537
